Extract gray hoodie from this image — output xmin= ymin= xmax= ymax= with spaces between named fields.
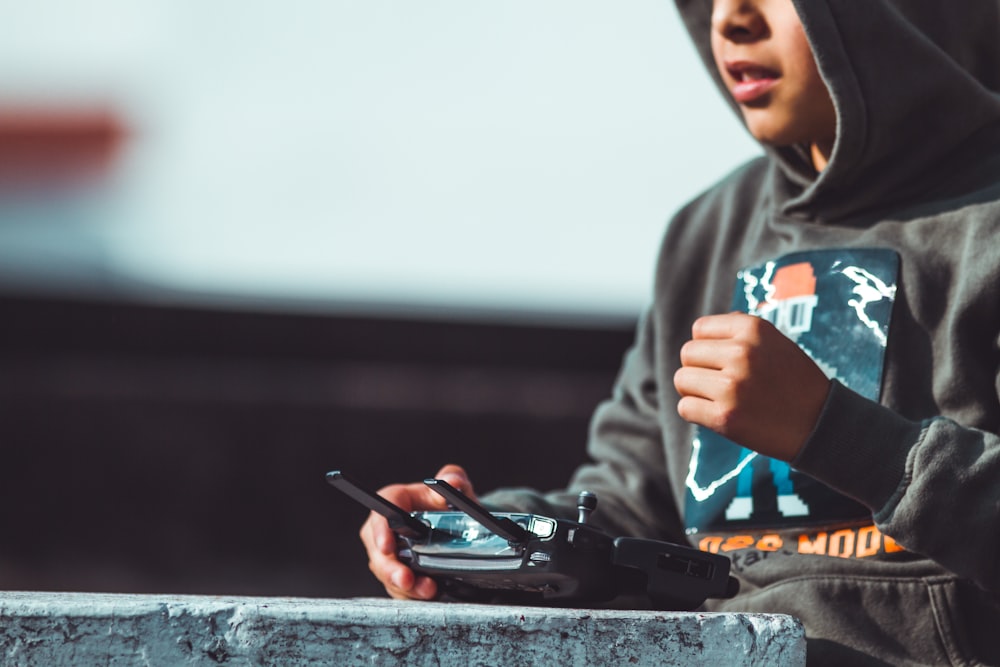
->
xmin=483 ymin=0 xmax=1000 ymax=664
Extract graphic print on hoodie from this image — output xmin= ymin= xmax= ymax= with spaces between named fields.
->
xmin=684 ymin=248 xmax=899 ymax=534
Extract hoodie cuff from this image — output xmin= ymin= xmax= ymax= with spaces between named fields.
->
xmin=792 ymin=380 xmax=923 ymax=514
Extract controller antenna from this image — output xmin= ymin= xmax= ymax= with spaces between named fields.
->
xmin=577 ymin=491 xmax=598 ymax=525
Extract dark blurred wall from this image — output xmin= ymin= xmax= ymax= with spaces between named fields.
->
xmin=0 ymin=292 xmax=636 ymax=598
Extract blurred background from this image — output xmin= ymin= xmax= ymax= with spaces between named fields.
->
xmin=0 ymin=0 xmax=758 ymax=598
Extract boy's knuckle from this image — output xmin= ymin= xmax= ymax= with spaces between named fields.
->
xmin=713 ymin=402 xmax=747 ymax=436
xmin=714 ymin=405 xmax=735 ymax=431
xmin=716 ymin=373 xmax=741 ymax=396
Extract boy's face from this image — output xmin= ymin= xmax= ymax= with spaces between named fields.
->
xmin=710 ymin=0 xmax=836 ymax=157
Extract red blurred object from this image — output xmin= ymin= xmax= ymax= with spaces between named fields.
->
xmin=0 ymin=106 xmax=128 ymax=192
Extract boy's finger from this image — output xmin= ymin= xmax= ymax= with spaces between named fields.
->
xmin=376 ymin=548 xmax=438 ymax=600
xmin=676 ymin=394 xmax=718 ymax=428
xmin=691 ymin=312 xmax=749 ymax=340
xmin=364 ymin=530 xmax=407 ymax=587
xmin=371 ymin=515 xmax=396 ymax=555
xmin=387 ymin=561 xmax=413 ymax=592
xmin=411 ymin=575 xmax=438 ymax=600
xmin=679 ymin=338 xmax=730 ymax=370
xmin=674 ymin=366 xmax=724 ymax=401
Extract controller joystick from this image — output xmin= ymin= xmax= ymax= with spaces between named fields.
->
xmin=576 ymin=491 xmax=597 ymax=525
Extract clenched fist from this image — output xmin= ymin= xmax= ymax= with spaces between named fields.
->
xmin=674 ymin=312 xmax=831 ymax=461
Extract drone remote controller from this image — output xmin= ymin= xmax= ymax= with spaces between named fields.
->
xmin=327 ymin=470 xmax=738 ymax=610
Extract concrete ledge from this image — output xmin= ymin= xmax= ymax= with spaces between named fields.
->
xmin=0 ymin=592 xmax=805 ymax=665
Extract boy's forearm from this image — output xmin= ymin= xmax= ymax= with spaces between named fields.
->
xmin=794 ymin=381 xmax=1000 ymax=593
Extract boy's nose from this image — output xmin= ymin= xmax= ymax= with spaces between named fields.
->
xmin=711 ymin=0 xmax=768 ymax=43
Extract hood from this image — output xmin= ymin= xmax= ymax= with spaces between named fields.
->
xmin=674 ymin=0 xmax=1000 ymax=220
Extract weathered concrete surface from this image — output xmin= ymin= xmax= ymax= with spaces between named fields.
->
xmin=0 ymin=592 xmax=805 ymax=666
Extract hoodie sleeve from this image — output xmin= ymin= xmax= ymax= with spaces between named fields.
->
xmin=482 ymin=311 xmax=686 ymax=543
xmin=793 ymin=377 xmax=1000 ymax=594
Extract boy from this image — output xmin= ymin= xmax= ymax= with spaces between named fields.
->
xmin=359 ymin=0 xmax=1000 ymax=663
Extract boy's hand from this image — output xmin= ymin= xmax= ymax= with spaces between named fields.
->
xmin=359 ymin=464 xmax=476 ymax=600
xmin=673 ymin=312 xmax=831 ymax=462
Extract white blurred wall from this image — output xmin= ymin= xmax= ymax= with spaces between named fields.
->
xmin=0 ymin=0 xmax=759 ymax=321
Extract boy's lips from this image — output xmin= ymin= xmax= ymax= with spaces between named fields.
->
xmin=725 ymin=60 xmax=780 ymax=104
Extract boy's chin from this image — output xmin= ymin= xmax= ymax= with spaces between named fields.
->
xmin=741 ymin=111 xmax=835 ymax=155
xmin=744 ymin=123 xmax=796 ymax=148
xmin=747 ymin=126 xmax=813 ymax=150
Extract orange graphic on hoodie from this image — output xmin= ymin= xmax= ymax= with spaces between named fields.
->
xmin=760 ymin=262 xmax=819 ymax=336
